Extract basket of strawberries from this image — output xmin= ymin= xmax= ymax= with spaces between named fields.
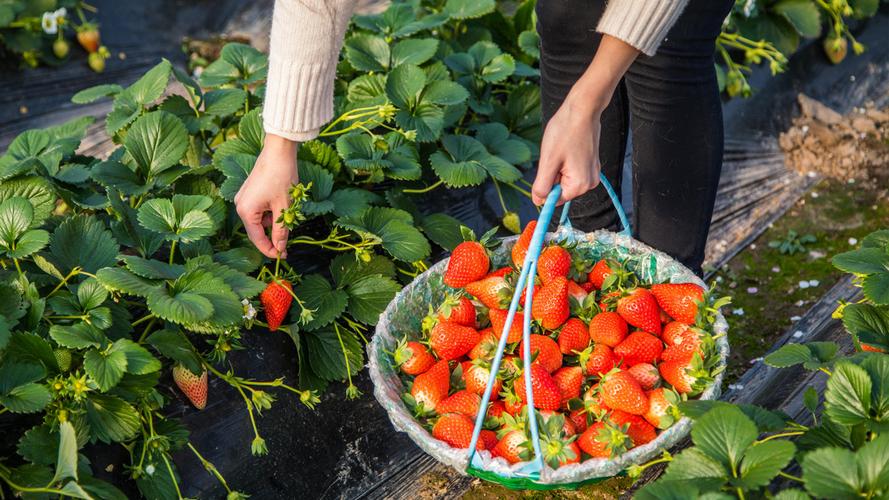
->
xmin=368 ymin=179 xmax=730 ymax=489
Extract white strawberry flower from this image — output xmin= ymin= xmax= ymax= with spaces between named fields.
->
xmin=145 ymin=464 xmax=155 ymax=476
xmin=41 ymin=12 xmax=59 ymax=34
xmin=242 ymin=299 xmax=257 ymax=320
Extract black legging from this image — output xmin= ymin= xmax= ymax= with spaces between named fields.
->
xmin=537 ymin=0 xmax=734 ymax=276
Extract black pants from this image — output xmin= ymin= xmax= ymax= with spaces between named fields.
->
xmin=537 ymin=0 xmax=734 ymax=276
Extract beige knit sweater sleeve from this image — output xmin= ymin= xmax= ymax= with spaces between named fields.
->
xmin=263 ymin=0 xmax=688 ymax=141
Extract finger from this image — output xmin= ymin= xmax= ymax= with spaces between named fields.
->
xmin=238 ymin=204 xmax=277 ymax=258
xmin=261 ymin=212 xmax=272 ymax=229
xmin=532 ymin=157 xmax=561 ymax=206
xmin=270 ymin=202 xmax=290 ymax=259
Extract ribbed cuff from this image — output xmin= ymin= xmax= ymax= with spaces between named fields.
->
xmin=596 ymin=0 xmax=689 ymax=56
xmin=262 ymin=54 xmax=337 ymax=142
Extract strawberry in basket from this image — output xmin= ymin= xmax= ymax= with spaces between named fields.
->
xmin=389 ymin=221 xmax=729 ymax=468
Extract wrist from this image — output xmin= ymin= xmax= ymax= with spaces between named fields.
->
xmin=567 ymin=75 xmax=618 ymax=117
xmin=263 ymin=133 xmax=298 ymax=153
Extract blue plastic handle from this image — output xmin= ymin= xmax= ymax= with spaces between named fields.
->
xmin=466 ymin=173 xmax=629 ymax=476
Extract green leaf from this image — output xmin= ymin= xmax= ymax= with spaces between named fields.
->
xmin=0 ymin=383 xmax=51 ymax=413
xmin=862 ymin=230 xmax=889 ymax=249
xmin=330 ymin=253 xmax=396 ymax=287
xmin=114 ymin=339 xmax=161 ymax=375
xmin=518 ymin=30 xmax=540 ymax=59
xmin=346 ymin=274 xmax=401 ymax=324
xmin=72 ymin=84 xmax=124 ymax=104
xmin=138 ymin=195 xmax=215 ymax=243
xmin=52 ymin=421 xmax=79 ymax=484
xmin=49 ymin=215 xmax=119 ymax=275
xmin=824 ymin=361 xmax=872 ymax=427
xmin=391 ymin=38 xmax=439 ymax=66
xmin=106 ymin=93 xmax=142 ymax=135
xmin=146 ymin=288 xmax=213 ymax=325
xmin=122 ymin=256 xmax=184 ymax=280
xmin=84 ymin=347 xmax=128 ymax=392
xmin=430 ymin=135 xmax=488 ymax=187
xmin=662 ymin=447 xmax=727 ymax=483
xmin=294 ymin=274 xmax=348 ymax=331
xmin=843 ymin=303 xmax=889 ymax=351
xmin=203 ymin=88 xmax=247 ymax=116
xmin=832 ymin=248 xmax=889 ymax=275
xmin=861 ymin=355 xmax=889 ymax=425
xmin=17 ymin=424 xmax=59 ymax=466
xmin=635 ymin=480 xmax=702 ymax=500
xmin=423 ymin=80 xmax=469 ymax=106
xmin=0 ymin=197 xmax=34 ymax=244
xmin=303 ymin=329 xmax=364 ymax=381
xmin=49 ymin=323 xmax=107 ymax=349
xmin=863 ymin=273 xmax=889 ymax=305
xmin=691 ymin=405 xmax=758 ymax=472
xmin=347 ymin=73 xmax=387 ymax=104
xmin=337 ymin=207 xmax=430 ymax=262
xmin=474 ymin=123 xmax=531 ymax=165
xmin=802 ymin=447 xmax=860 ymax=499
xmin=328 ymin=188 xmax=381 ymax=218
xmin=858 ymin=434 xmax=889 ymax=492
xmin=480 ymin=53 xmax=515 ymax=83
xmin=217 ymin=153 xmax=255 ymax=202
xmin=772 ymin=489 xmax=810 ymax=500
xmin=58 ymin=481 xmax=93 ymax=500
xmin=0 ymin=176 xmax=56 ymax=227
xmin=804 ymin=386 xmax=819 ymax=413
xmin=0 ymin=361 xmax=45 ymax=394
xmin=395 ymin=101 xmax=445 ymax=142
xmin=6 ymin=332 xmax=58 ymax=373
xmin=765 ymin=343 xmax=817 ymax=368
xmin=200 ymin=43 xmax=268 ymax=87
xmin=77 ymin=278 xmax=109 ymax=311
xmin=6 ymin=229 xmax=49 ymax=259
xmin=85 ymin=394 xmax=140 ymax=443
xmin=444 ymin=0 xmax=495 ymax=19
xmin=80 ymin=475 xmax=128 ymax=500
xmin=95 ymin=267 xmax=160 ymax=298
xmin=127 ymin=60 xmax=171 ymax=106
xmin=737 ymin=440 xmax=796 ymax=489
xmin=420 ymin=213 xmax=464 ymax=251
xmin=90 ymin=160 xmax=148 ymax=195
xmin=736 ymin=13 xmax=800 ymax=55
xmin=125 ymin=111 xmax=189 ymax=177
xmin=345 ymin=34 xmax=390 ymax=72
xmin=773 ymin=0 xmax=822 ymax=38
xmin=386 ymin=63 xmax=427 ymax=109
xmin=299 ymin=161 xmax=335 ymax=201
xmin=145 ymin=329 xmax=203 ymax=375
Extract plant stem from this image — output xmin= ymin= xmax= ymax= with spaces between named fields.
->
xmin=161 ymin=453 xmax=184 ymax=500
xmin=137 ymin=317 xmax=158 ymax=343
xmin=12 ymin=258 xmax=23 ymax=277
xmin=333 ymin=323 xmax=356 ymax=393
xmin=491 ymin=178 xmax=508 ymax=214
xmin=132 ymin=314 xmax=156 ymax=328
xmin=778 ymin=471 xmax=804 ymax=483
xmin=755 ymin=431 xmax=804 ymax=444
xmin=403 ymin=179 xmax=444 ymax=194
xmin=819 ymin=367 xmax=832 ymax=376
xmin=504 ymin=182 xmax=533 ymax=199
xmin=187 ymin=442 xmax=232 ymax=493
xmin=169 ymin=241 xmax=177 ymax=265
xmin=0 ymin=471 xmax=77 ymax=497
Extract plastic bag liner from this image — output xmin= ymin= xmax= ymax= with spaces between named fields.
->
xmin=368 ymin=183 xmax=729 ymax=489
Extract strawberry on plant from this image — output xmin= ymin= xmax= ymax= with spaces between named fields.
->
xmin=88 ymin=51 xmax=106 ymax=72
xmin=408 ymin=359 xmax=450 ymax=414
xmin=464 ymin=276 xmax=510 ymax=310
xmin=557 ymin=318 xmax=590 ymax=355
xmin=511 ymin=221 xmax=537 ymax=268
xmin=518 ymin=334 xmax=563 ymax=373
xmin=436 ymin=390 xmax=481 ymax=417
xmin=54 ymin=349 xmax=72 ymax=372
xmin=608 ymin=410 xmax=657 ymax=446
xmin=430 ymin=321 xmax=479 ymax=360
xmin=172 ymin=365 xmax=208 ymax=410
xmin=393 ymin=338 xmax=435 ymax=375
xmin=488 ymin=308 xmax=524 ymax=343
xmin=76 ymin=24 xmax=100 ymax=52
xmin=613 ymin=331 xmax=663 ymax=367
xmin=577 ymin=421 xmax=630 ymax=458
xmin=514 ymin=364 xmax=562 ymax=411
xmin=260 ymin=280 xmax=293 ymax=331
xmin=433 ymin=413 xmax=483 ymax=450
xmin=579 ymin=343 xmax=616 ymax=377
xmin=588 ymin=311 xmax=628 ymax=347
xmin=53 ymin=38 xmax=69 ymax=59
xmin=552 ymin=366 xmax=584 ymax=404
xmin=436 ymin=295 xmax=477 ymax=327
xmin=537 ymin=245 xmax=571 ymax=285
xmin=600 ymin=369 xmax=649 ymax=415
xmin=650 ymin=283 xmax=704 ymax=325
xmin=531 ymin=276 xmax=570 ymax=330
xmin=617 ymin=288 xmax=662 ymax=336
xmin=627 ymin=363 xmax=660 ymax=390
xmin=644 ymin=388 xmax=680 ymax=429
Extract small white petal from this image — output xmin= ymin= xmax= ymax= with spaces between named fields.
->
xmin=848 ymin=237 xmax=858 ymax=245
xmin=241 ymin=298 xmax=249 ymax=305
xmin=792 ymin=330 xmax=804 ymax=338
xmin=54 ymin=7 xmax=67 ymax=18
xmin=808 ymin=279 xmax=819 ymax=287
xmin=799 ymin=281 xmax=810 ymax=289
xmin=747 ymin=287 xmax=758 ymax=294
xmin=790 ymin=315 xmax=802 ymax=321
xmin=811 ymin=192 xmax=819 ymax=198
xmin=771 ymin=266 xmax=781 ymax=273
xmin=145 ymin=465 xmax=155 ymax=476
xmin=41 ymin=12 xmax=58 ymax=34
xmin=733 ymin=308 xmax=745 ymax=316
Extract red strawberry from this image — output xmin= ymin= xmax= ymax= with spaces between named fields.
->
xmin=580 ymin=343 xmax=616 ymax=377
xmin=487 ymin=400 xmax=506 ymax=420
xmin=583 ymin=383 xmax=610 ymax=415
xmin=587 ymin=260 xmax=614 ymax=289
xmin=659 ymin=308 xmax=673 ymax=324
xmin=488 ymin=308 xmax=524 ymax=344
xmin=537 ymin=246 xmax=571 ymax=285
xmin=494 ymin=430 xmax=529 ymax=463
xmin=502 ymin=388 xmax=524 ymax=416
xmin=650 ymin=283 xmax=704 ymax=324
xmin=172 ymin=365 xmax=208 ymax=410
xmin=464 ymin=362 xmax=502 ymax=397
xmin=659 ymin=359 xmax=696 ymax=394
xmin=410 ymin=360 xmax=451 ymax=412
xmin=538 ymin=410 xmax=578 ymax=437
xmin=436 ymin=390 xmax=481 ymax=417
xmin=437 ymin=295 xmax=477 ymax=327
xmin=260 ymin=280 xmax=293 ymax=331
xmin=598 ymin=290 xmax=621 ymax=312
xmin=613 ymin=331 xmax=664 ymax=367
xmin=531 ymin=276 xmax=570 ymax=330
xmin=588 ymin=312 xmax=628 ymax=347
xmin=567 ymin=281 xmax=589 ymax=305
xmin=617 ymin=289 xmax=662 ymax=336
xmin=433 ymin=413 xmax=483 ymax=449
xmin=464 ymin=276 xmax=509 ymax=309
xmin=479 ymin=429 xmax=499 ymax=450
xmin=644 ymin=388 xmax=679 ymax=429
xmin=662 ymin=321 xmax=691 ymax=346
xmin=557 ymin=318 xmax=590 ymax=355
xmin=511 ymin=221 xmax=537 ymax=268
xmin=569 ymin=408 xmax=589 ymax=433
xmin=580 ymin=281 xmax=596 ymax=292
xmin=627 ymin=363 xmax=660 ymax=390
xmin=76 ymin=27 xmax=100 ymax=53
xmin=661 ymin=327 xmax=703 ymax=362
xmin=577 ymin=421 xmax=630 ymax=458
xmin=608 ymin=410 xmax=657 ymax=446
xmin=552 ymin=366 xmax=584 ymax=403
xmin=518 ymin=334 xmax=563 ymax=373
xmin=469 ymin=328 xmax=499 ymax=360
xmin=600 ymin=369 xmax=649 ymax=415
xmin=862 ymin=344 xmax=887 ymax=353
xmin=430 ymin=322 xmax=479 ymax=360
xmin=444 ymin=241 xmax=490 ymax=288
xmin=393 ymin=339 xmax=435 ymax=375
xmin=514 ymin=364 xmax=562 ymax=411
xmin=487 ymin=266 xmax=513 ymax=279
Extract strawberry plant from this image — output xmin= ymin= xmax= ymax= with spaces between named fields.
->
xmin=632 ymin=228 xmax=889 ymax=498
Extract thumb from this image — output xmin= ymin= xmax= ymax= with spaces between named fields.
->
xmin=271 ymin=202 xmax=290 ymax=259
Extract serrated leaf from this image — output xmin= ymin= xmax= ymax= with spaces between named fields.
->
xmin=17 ymin=424 xmax=59 ymax=466
xmin=50 ymin=215 xmax=119 ymax=275
xmin=518 ymin=30 xmax=540 ymax=59
xmin=347 ymin=74 xmax=387 ymax=104
xmin=801 ymin=447 xmax=860 ymax=498
xmin=386 ymin=63 xmax=427 ymax=109
xmin=773 ymin=0 xmax=822 ymax=38
xmin=217 ymin=153 xmax=255 ymax=202
xmin=832 ymin=248 xmax=889 ymax=275
xmin=122 ymin=255 xmax=185 ymax=280
xmin=345 ymin=34 xmax=390 ymax=72
xmin=662 ymin=447 xmax=727 ymax=483
xmin=430 ymin=135 xmax=488 ymax=187
xmin=0 ymin=197 xmax=33 ymax=244
xmin=145 ymin=329 xmax=202 ymax=375
xmin=391 ymin=38 xmax=439 ymax=66
xmin=49 ymin=323 xmax=107 ymax=349
xmin=127 ymin=60 xmax=171 ymax=106
xmin=299 ymin=161 xmax=334 ymax=201
xmin=0 ymin=361 xmax=45 ymax=394
xmin=6 ymin=229 xmax=49 ymax=259
xmin=825 ymin=361 xmax=872 ymax=427
xmin=294 ymin=274 xmax=348 ymax=331
xmin=329 ymin=188 xmax=381 ymax=218
xmin=214 ymin=246 xmax=263 ymax=274
xmin=843 ymin=303 xmax=889 ymax=351
xmin=95 ymin=267 xmax=160 ymax=297
xmin=84 ymin=347 xmax=128 ymax=392
xmin=346 ymin=274 xmax=401 ymax=324
xmin=125 ymin=111 xmax=189 ymax=178
xmin=737 ymin=440 xmax=796 ymax=489
xmin=90 ymin=160 xmax=149 ymax=196
xmin=480 ymin=53 xmax=515 ymax=83
xmin=420 ymin=213 xmax=464 ymax=251
xmin=330 ymin=253 xmax=396 ymax=287
xmin=692 ymin=405 xmax=757 ymax=471
xmin=52 ymin=421 xmax=79 ymax=484
xmin=863 ymin=273 xmax=889 ymax=305
xmin=765 ymin=343 xmax=815 ymax=367
xmin=203 ymin=88 xmax=247 ymax=116
xmin=337 ymin=207 xmax=430 ymax=262
xmin=303 ymin=329 xmax=363 ymax=381
xmin=114 ymin=339 xmax=161 ymax=375
xmin=85 ymin=394 xmax=140 ymax=443
xmin=444 ymin=0 xmax=495 ymax=19
xmin=200 ymin=43 xmax=268 ymax=87
xmin=395 ymin=101 xmax=445 ymax=142
xmin=0 ymin=176 xmax=55 ymax=227
xmin=423 ymin=80 xmax=469 ymax=106
xmin=71 ymin=84 xmax=123 ymax=104
xmin=146 ymin=288 xmax=213 ymax=325
xmin=0 ymin=383 xmax=51 ymax=414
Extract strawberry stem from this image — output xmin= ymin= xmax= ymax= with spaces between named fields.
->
xmin=160 ymin=452 xmax=184 ymax=499
xmin=187 ymin=442 xmax=232 ymax=494
xmin=403 ymin=179 xmax=443 ymax=194
xmin=168 ymin=240 xmax=177 ymax=265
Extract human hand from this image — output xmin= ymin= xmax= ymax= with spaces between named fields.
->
xmin=532 ymin=92 xmax=603 ymax=206
xmin=234 ymin=134 xmax=299 ymax=259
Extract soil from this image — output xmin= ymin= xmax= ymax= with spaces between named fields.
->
xmin=779 ymin=93 xmax=889 ymax=185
